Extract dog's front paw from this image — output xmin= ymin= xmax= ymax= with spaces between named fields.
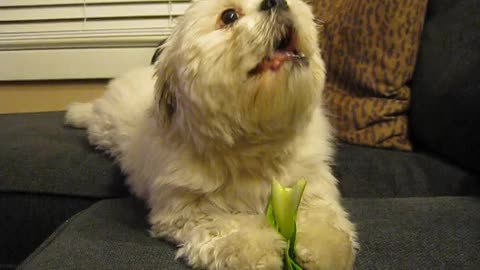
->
xmin=176 ymin=217 xmax=286 ymax=270
xmin=212 ymin=231 xmax=284 ymax=270
xmin=295 ymin=220 xmax=354 ymax=270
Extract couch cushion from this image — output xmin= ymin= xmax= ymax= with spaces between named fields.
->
xmin=312 ymin=0 xmax=428 ymax=151
xmin=350 ymin=197 xmax=480 ymax=269
xmin=0 ymin=112 xmax=128 ymax=198
xmin=19 ymin=197 xmax=480 ymax=270
xmin=0 ymin=194 xmax=96 ymax=268
xmin=336 ymin=143 xmax=480 ymax=198
xmin=19 ymin=198 xmax=189 ymax=270
xmin=410 ymin=0 xmax=480 ymax=174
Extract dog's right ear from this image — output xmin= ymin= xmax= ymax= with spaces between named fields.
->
xmin=152 ymin=37 xmax=176 ymax=126
xmin=151 ymin=39 xmax=167 ymax=65
xmin=155 ymin=78 xmax=176 ymax=126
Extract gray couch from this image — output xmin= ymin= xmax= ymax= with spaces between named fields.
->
xmin=1 ymin=0 xmax=479 ymax=269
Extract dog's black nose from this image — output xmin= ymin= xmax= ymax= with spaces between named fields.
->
xmin=260 ymin=0 xmax=288 ymax=11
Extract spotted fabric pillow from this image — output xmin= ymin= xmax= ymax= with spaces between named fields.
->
xmin=312 ymin=0 xmax=428 ymax=151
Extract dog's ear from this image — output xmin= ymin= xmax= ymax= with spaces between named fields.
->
xmin=151 ymin=39 xmax=167 ymax=65
xmin=153 ymin=37 xmax=176 ymax=126
xmin=156 ymin=79 xmax=176 ymax=125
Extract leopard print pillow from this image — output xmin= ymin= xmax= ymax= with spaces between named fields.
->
xmin=312 ymin=0 xmax=428 ymax=151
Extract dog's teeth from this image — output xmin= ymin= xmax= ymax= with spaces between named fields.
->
xmin=296 ymin=53 xmax=306 ymax=59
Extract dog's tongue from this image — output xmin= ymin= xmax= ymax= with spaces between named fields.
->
xmin=261 ymin=51 xmax=291 ymax=71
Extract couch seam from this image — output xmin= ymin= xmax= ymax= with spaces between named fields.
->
xmin=16 ymin=206 xmax=92 ymax=269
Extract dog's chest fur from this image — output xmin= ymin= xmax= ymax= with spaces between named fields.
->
xmin=122 ymin=107 xmax=332 ymax=216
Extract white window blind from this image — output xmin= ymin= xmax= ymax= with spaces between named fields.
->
xmin=0 ymin=0 xmax=191 ymax=80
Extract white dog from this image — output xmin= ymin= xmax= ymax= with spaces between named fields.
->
xmin=65 ymin=0 xmax=358 ymax=269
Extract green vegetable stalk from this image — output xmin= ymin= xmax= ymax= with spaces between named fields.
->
xmin=266 ymin=179 xmax=306 ymax=270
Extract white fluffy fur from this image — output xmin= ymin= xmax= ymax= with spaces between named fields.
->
xmin=65 ymin=0 xmax=358 ymax=269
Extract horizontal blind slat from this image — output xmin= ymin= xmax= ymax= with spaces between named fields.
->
xmin=0 ymin=1 xmax=192 ymax=79
xmin=0 ymin=0 xmax=187 ymax=7
xmin=87 ymin=0 xmax=188 ymax=3
xmin=0 ymin=3 xmax=190 ymax=22
xmin=0 ymin=0 xmax=84 ymax=7
xmin=0 ymin=6 xmax=84 ymax=21
xmin=0 ymin=1 xmax=191 ymax=50
xmin=0 ymin=31 xmax=172 ymax=50
xmin=85 ymin=2 xmax=189 ymax=19
xmin=0 ymin=18 xmax=174 ymax=33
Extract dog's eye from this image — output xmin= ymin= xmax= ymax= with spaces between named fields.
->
xmin=221 ymin=9 xmax=239 ymax=25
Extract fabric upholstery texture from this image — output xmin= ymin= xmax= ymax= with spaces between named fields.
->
xmin=0 ymin=112 xmax=129 ymax=198
xmin=312 ymin=0 xmax=428 ymax=150
xmin=349 ymin=196 xmax=480 ymax=269
xmin=0 ymin=194 xmax=95 ymax=267
xmin=336 ymin=143 xmax=480 ymax=198
xmin=410 ymin=0 xmax=480 ymax=174
xmin=19 ymin=197 xmax=480 ymax=270
xmin=19 ymin=199 xmax=190 ymax=270
xmin=0 ymin=112 xmax=126 ymax=267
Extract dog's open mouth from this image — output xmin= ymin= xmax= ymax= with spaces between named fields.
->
xmin=249 ymin=26 xmax=306 ymax=75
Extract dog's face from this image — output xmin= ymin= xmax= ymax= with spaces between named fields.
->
xmin=155 ymin=0 xmax=325 ymax=146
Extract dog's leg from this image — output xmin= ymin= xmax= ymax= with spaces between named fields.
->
xmin=65 ymin=100 xmax=118 ymax=153
xmin=65 ymin=102 xmax=94 ymax=128
xmin=294 ymin=200 xmax=357 ymax=270
xmin=150 ymin=205 xmax=286 ymax=270
xmin=65 ymin=66 xmax=155 ymax=156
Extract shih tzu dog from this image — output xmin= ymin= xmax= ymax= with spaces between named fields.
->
xmin=65 ymin=0 xmax=358 ymax=269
